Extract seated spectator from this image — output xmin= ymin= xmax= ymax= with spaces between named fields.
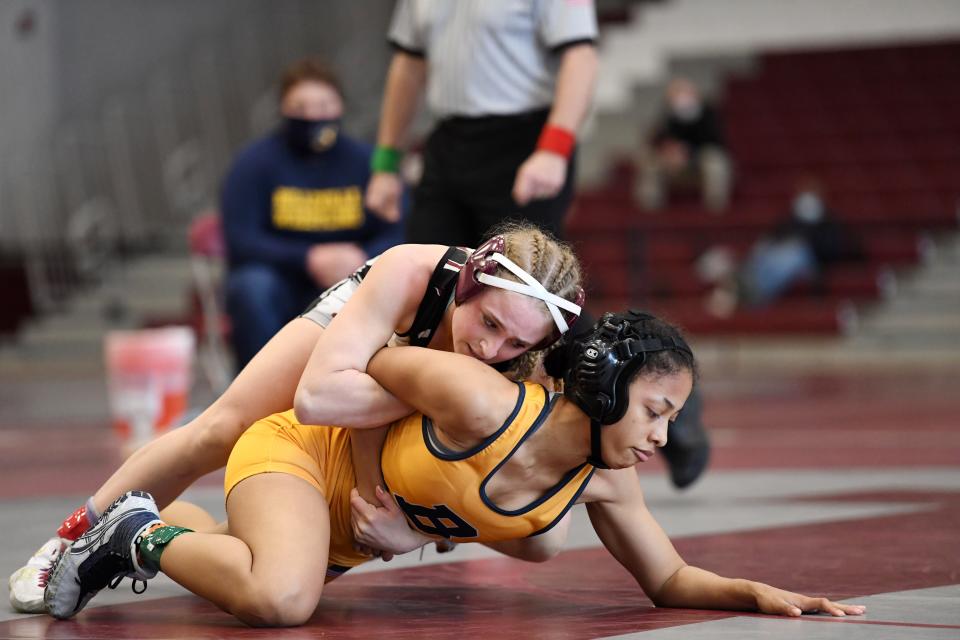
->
xmin=635 ymin=77 xmax=732 ymax=213
xmin=700 ymin=177 xmax=864 ymax=316
xmin=222 ymin=58 xmax=404 ymax=369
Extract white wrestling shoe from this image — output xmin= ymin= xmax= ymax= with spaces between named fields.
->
xmin=8 ymin=537 xmax=66 ymax=613
xmin=44 ymin=491 xmax=161 ymax=619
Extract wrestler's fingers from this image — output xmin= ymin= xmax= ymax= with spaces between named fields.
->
xmin=375 ymin=486 xmax=400 ymax=513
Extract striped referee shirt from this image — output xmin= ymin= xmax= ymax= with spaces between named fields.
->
xmin=388 ymin=0 xmax=598 ymax=118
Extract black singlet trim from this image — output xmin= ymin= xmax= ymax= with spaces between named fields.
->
xmin=528 ymin=466 xmax=595 ymax=537
xmin=327 ymin=564 xmax=352 ymax=575
xmin=299 ymin=260 xmax=373 ymax=316
xmin=421 ymin=382 xmax=526 ymax=461
xmin=478 ymin=389 xmax=589 ymax=517
xmin=395 ymin=246 xmax=468 ymax=347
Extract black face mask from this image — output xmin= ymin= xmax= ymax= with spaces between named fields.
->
xmin=282 ymin=116 xmax=340 ymax=155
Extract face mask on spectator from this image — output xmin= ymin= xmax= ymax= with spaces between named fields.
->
xmin=793 ymin=192 xmax=825 ymax=223
xmin=669 ymin=95 xmax=702 ymax=122
xmin=283 ymin=116 xmax=340 ymax=154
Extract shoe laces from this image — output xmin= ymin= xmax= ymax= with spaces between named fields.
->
xmin=82 ymin=552 xmax=129 ymax=594
xmin=106 ymin=575 xmax=148 ymax=595
xmin=80 ymin=518 xmax=143 ymax=592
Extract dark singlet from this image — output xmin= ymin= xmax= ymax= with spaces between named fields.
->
xmin=395 ymin=247 xmax=469 ymax=346
xmin=299 ymin=246 xmax=470 ymax=346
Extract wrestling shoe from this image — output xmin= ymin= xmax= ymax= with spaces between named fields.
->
xmin=44 ymin=491 xmax=162 ymax=619
xmin=8 ymin=537 xmax=65 ymax=613
xmin=9 ymin=503 xmax=95 ymax=613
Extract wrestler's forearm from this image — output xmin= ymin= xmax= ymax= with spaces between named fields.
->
xmin=367 ymin=346 xmax=515 ymax=433
xmin=350 ymin=427 xmax=389 ymax=505
xmin=652 ymin=565 xmax=758 ymax=611
xmin=296 ymin=368 xmax=413 ymax=429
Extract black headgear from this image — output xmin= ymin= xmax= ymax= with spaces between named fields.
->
xmin=563 ymin=310 xmax=693 ymax=469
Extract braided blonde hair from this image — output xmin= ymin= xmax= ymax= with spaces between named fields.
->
xmin=485 ymin=222 xmax=584 ymax=380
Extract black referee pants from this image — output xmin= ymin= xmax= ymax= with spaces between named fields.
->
xmin=406 ymin=108 xmax=576 ymax=248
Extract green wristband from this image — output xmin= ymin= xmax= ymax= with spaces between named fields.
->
xmin=371 ymin=146 xmax=402 ymax=173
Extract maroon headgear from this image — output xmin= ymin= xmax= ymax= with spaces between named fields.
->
xmin=455 ymin=236 xmax=585 ymax=350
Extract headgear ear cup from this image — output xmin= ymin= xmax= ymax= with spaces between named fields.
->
xmin=565 ymin=311 xmax=692 ymax=426
xmin=567 ymin=335 xmax=614 ymax=423
xmin=455 ymin=236 xmax=506 ymax=305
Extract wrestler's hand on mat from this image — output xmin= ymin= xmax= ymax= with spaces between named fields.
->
xmin=752 ymin=583 xmax=866 ymax=617
xmin=350 ymin=486 xmax=431 ymax=558
xmin=364 ymin=172 xmax=403 ymax=222
xmin=512 ymin=150 xmax=568 ymax=206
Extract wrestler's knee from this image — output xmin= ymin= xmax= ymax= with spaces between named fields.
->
xmin=233 ymin=582 xmax=320 ymax=627
xmin=188 ymin=404 xmax=251 ymax=471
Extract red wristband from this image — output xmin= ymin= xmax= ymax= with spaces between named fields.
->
xmin=536 ymin=124 xmax=576 ymax=158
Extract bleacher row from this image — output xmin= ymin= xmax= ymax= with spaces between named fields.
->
xmin=568 ymin=40 xmax=960 ymax=335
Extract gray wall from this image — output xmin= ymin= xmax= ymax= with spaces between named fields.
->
xmin=0 ymin=1 xmax=59 ymax=243
xmin=0 ymin=0 xmax=394 ymax=250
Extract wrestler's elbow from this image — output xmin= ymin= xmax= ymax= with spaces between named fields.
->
xmin=293 ymin=382 xmax=334 ymax=426
xmin=296 ymin=370 xmax=370 ymax=426
xmin=521 ymin=546 xmax=561 ymax=563
xmin=526 ymin=538 xmax=565 ymax=563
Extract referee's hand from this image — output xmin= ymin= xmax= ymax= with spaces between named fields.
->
xmin=513 ymin=150 xmax=567 ymax=206
xmin=365 ymin=172 xmax=403 ymax=223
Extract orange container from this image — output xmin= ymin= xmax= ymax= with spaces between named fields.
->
xmin=104 ymin=327 xmax=195 ymax=453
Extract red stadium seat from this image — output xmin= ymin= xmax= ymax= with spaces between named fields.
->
xmin=187 ymin=211 xmax=232 ymax=393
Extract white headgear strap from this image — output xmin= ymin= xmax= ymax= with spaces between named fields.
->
xmin=474 ymin=253 xmax=581 ymax=335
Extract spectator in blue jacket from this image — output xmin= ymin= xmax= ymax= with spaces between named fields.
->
xmin=701 ymin=176 xmax=864 ymax=317
xmin=223 ymin=58 xmax=404 ymax=369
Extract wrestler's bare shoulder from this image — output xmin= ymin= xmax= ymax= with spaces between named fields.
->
xmin=376 ymin=244 xmax=455 ymax=278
